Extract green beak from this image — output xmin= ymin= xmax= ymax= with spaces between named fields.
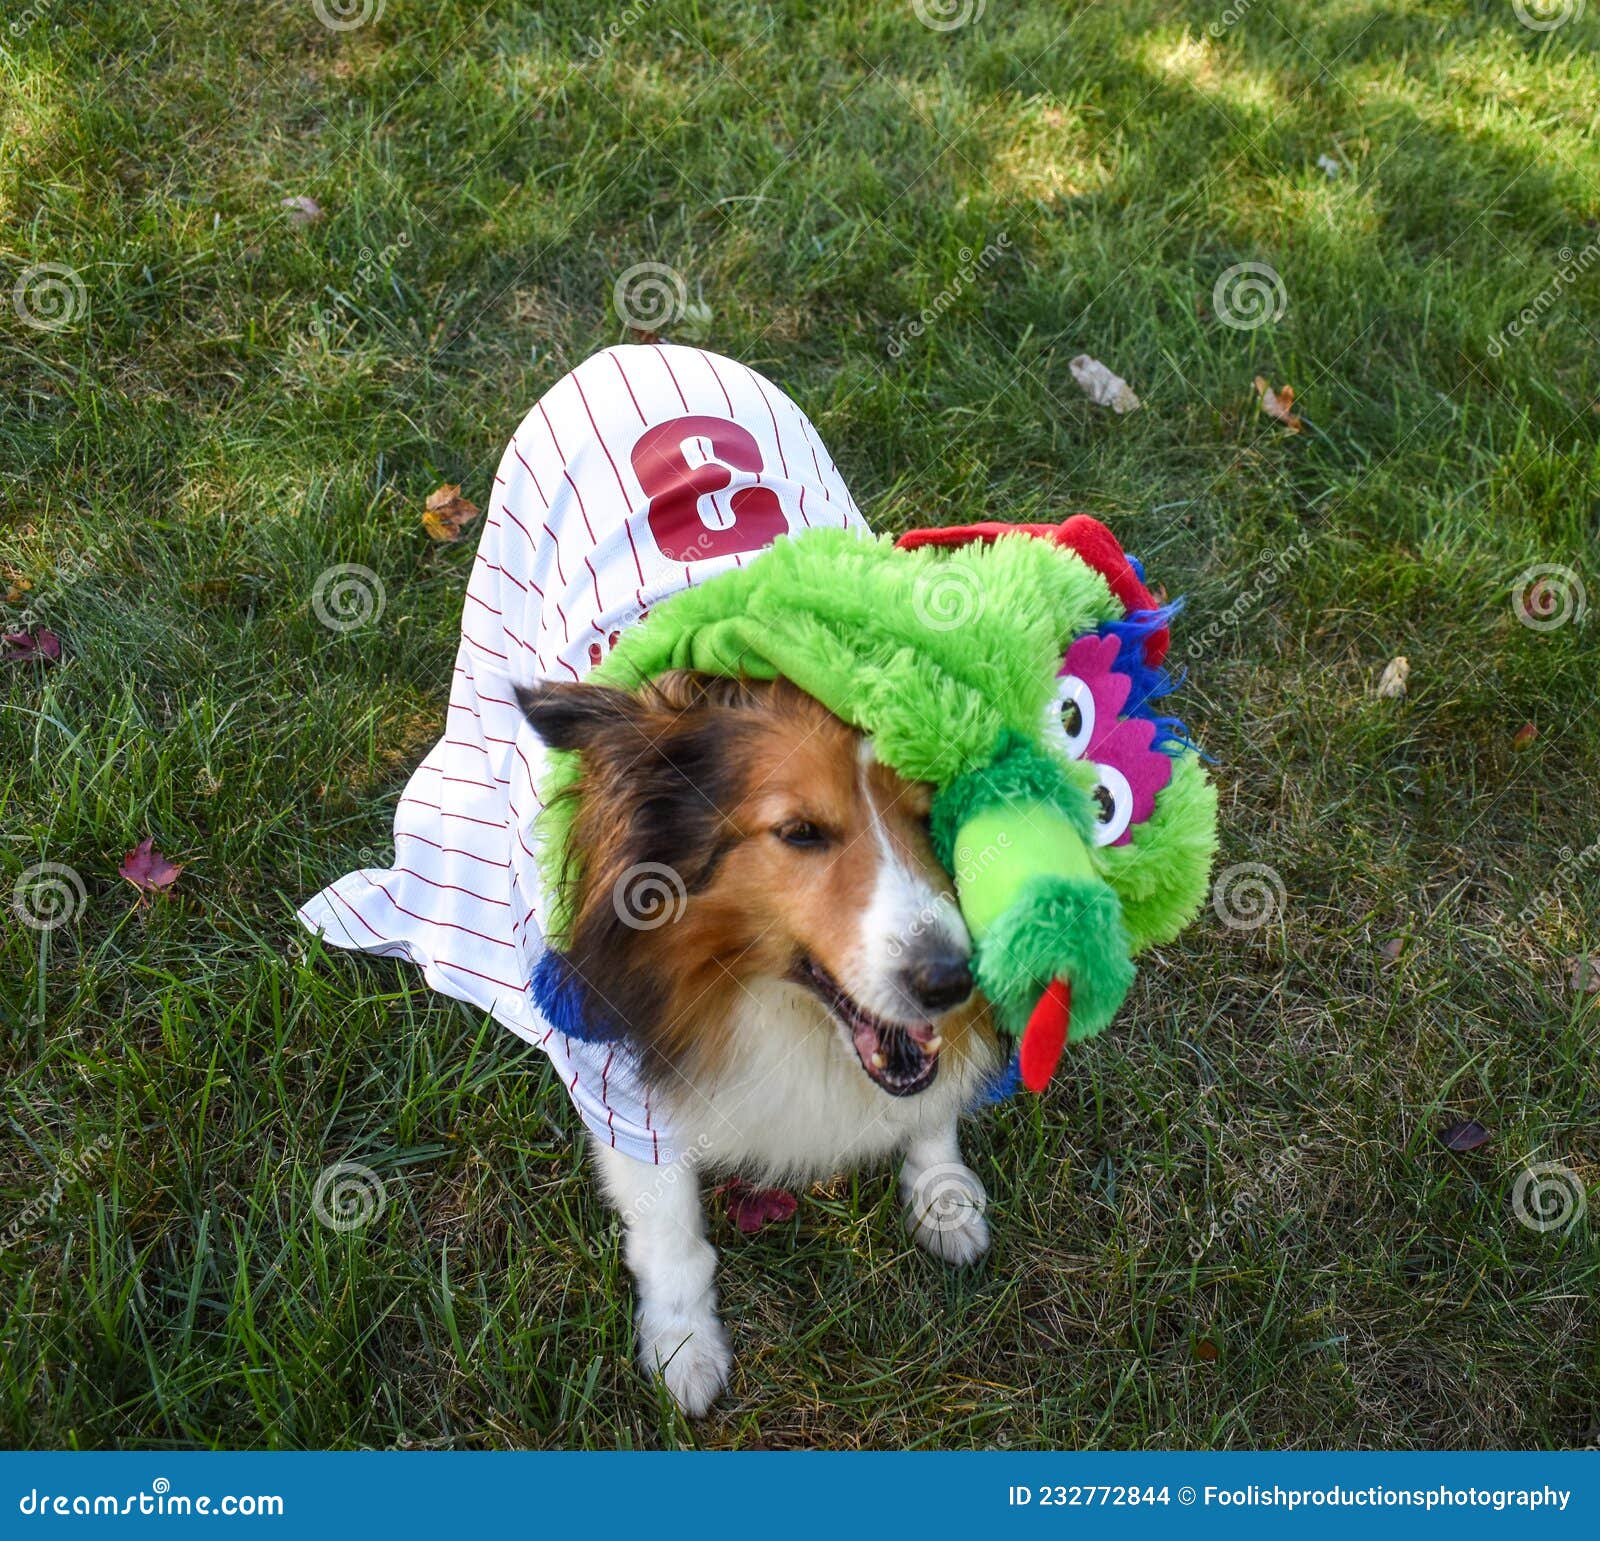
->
xmin=932 ymin=739 xmax=1136 ymax=1089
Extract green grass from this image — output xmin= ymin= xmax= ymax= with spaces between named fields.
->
xmin=3 ymin=0 xmax=1598 ymax=1449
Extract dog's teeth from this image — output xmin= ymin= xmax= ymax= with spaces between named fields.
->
xmin=870 ymin=1051 xmax=887 ymax=1069
xmin=925 ymin=1035 xmax=944 ymax=1055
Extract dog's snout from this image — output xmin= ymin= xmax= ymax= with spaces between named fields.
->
xmin=904 ymin=954 xmax=974 ymax=1013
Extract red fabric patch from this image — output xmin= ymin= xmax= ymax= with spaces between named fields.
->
xmin=895 ymin=517 xmax=1168 ymax=665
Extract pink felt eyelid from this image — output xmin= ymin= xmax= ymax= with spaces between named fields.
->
xmin=1057 ymin=633 xmax=1173 ymax=844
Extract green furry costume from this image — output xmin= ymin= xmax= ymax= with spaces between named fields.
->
xmin=538 ymin=516 xmax=1216 ymax=1095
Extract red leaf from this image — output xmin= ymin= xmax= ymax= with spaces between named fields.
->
xmin=2 ymin=627 xmax=62 ymax=664
xmin=1439 ymin=1118 xmax=1491 ymax=1152
xmin=715 ymin=1178 xmax=798 ymax=1234
xmin=1511 ymin=722 xmax=1538 ymax=752
xmin=1193 ymin=1337 xmax=1220 ymax=1363
xmin=119 ymin=837 xmax=184 ymax=897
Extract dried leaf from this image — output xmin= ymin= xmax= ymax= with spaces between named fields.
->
xmin=1512 ymin=722 xmax=1538 ymax=752
xmin=1380 ymin=937 xmax=1405 ymax=962
xmin=1253 ymin=376 xmax=1303 ymax=433
xmin=1439 ymin=1119 xmax=1492 ymax=1153
xmin=1192 ymin=1337 xmax=1219 ymax=1363
xmin=3 ymin=569 xmax=32 ymax=604
xmin=1567 ymin=955 xmax=1600 ymax=994
xmin=281 ymin=195 xmax=323 ymax=226
xmin=119 ymin=837 xmax=184 ymax=898
xmin=2 ymin=627 xmax=62 ymax=664
xmin=1375 ymin=655 xmax=1410 ymax=699
xmin=422 ymin=483 xmax=482 ymax=542
xmin=1069 ymin=354 xmax=1141 ymax=414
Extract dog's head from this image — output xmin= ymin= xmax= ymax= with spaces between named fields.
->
xmin=518 ymin=672 xmax=985 ymax=1096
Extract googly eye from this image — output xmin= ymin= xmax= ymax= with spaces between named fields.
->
xmin=1047 ymin=674 xmax=1095 ymax=760
xmin=1089 ymin=763 xmax=1134 ymax=846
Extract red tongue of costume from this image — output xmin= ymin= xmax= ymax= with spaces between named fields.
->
xmin=897 ymin=514 xmax=1164 ymax=1090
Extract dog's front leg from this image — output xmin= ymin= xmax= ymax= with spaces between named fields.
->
xmin=591 ymin=1140 xmax=731 ymax=1416
xmin=900 ymin=1121 xmax=990 ymax=1266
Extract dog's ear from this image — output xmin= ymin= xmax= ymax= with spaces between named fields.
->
xmin=515 ymin=681 xmax=650 ymax=753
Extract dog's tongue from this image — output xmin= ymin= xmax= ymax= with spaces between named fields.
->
xmin=1018 ymin=979 xmax=1072 ymax=1092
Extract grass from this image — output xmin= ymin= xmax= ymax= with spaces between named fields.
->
xmin=2 ymin=0 xmax=1598 ymax=1449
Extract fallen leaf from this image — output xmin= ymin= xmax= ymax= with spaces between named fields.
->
xmin=119 ymin=837 xmax=184 ymax=898
xmin=1069 ymin=354 xmax=1141 ymax=414
xmin=1192 ymin=1337 xmax=1219 ymax=1363
xmin=1512 ymin=722 xmax=1538 ymax=752
xmin=1253 ymin=376 xmax=1303 ymax=433
xmin=1316 ymin=154 xmax=1342 ymax=178
xmin=2 ymin=627 xmax=61 ymax=664
xmin=422 ymin=483 xmax=482 ymax=542
xmin=715 ymin=1177 xmax=798 ymax=1234
xmin=626 ymin=327 xmax=661 ymax=345
xmin=1375 ymin=655 xmax=1410 ymax=699
xmin=1439 ymin=1118 xmax=1492 ymax=1153
xmin=1567 ymin=955 xmax=1600 ymax=994
xmin=1380 ymin=937 xmax=1405 ymax=962
xmin=3 ymin=570 xmax=31 ymax=603
xmin=281 ymin=195 xmax=323 ymax=226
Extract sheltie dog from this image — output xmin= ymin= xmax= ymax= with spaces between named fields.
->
xmin=518 ymin=670 xmax=1001 ymax=1415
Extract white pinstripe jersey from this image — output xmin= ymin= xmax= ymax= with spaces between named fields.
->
xmin=299 ymin=345 xmax=869 ymax=1164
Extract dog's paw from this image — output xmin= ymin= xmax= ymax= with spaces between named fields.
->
xmin=637 ymin=1306 xmax=732 ymax=1417
xmin=903 ymin=1161 xmax=990 ymax=1267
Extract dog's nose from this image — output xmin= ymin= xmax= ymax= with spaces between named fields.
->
xmin=905 ymin=954 xmax=974 ymax=1013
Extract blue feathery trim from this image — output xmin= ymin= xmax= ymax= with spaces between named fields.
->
xmin=972 ymin=1051 xmax=1023 ymax=1108
xmin=531 ymin=949 xmax=618 ymax=1043
xmin=1095 ymin=600 xmax=1193 ymax=755
xmin=1125 ymin=552 xmax=1146 ymax=583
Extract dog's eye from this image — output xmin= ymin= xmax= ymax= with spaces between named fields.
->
xmin=775 ymin=819 xmax=828 ymax=849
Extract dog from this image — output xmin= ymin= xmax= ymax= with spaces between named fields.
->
xmin=519 ymin=670 xmax=1001 ymax=1413
xmin=300 ymin=344 xmax=1001 ymax=1417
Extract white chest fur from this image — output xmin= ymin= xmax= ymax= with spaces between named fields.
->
xmin=655 ymin=978 xmax=997 ymax=1187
